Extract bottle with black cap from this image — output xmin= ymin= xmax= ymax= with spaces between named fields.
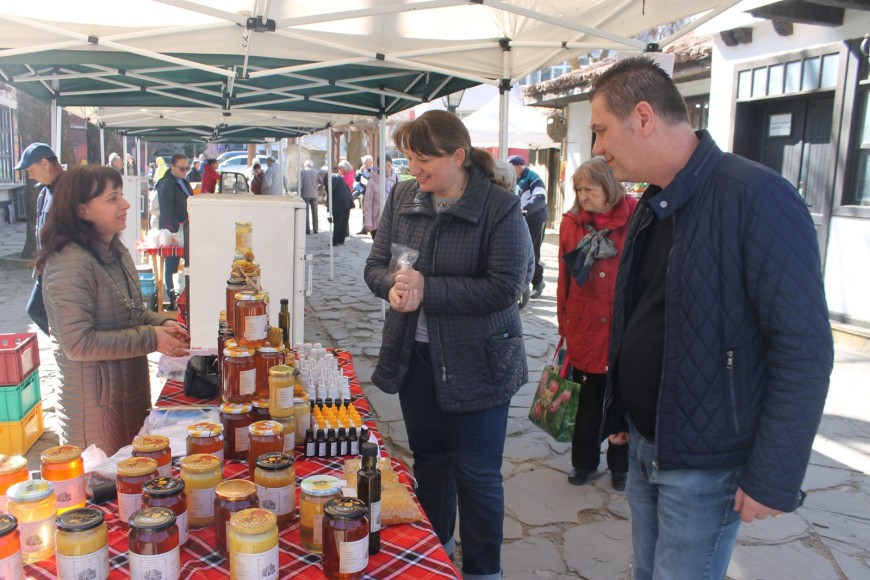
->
xmin=356 ymin=441 xmax=381 ymax=554
xmin=278 ymin=298 xmax=290 ymax=347
xmin=326 ymin=429 xmax=338 ymax=457
xmin=315 ymin=429 xmax=327 ymax=458
xmin=304 ymin=429 xmax=315 ymax=458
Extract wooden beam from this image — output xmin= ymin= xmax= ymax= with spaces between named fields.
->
xmin=750 ymin=1 xmax=844 ymax=26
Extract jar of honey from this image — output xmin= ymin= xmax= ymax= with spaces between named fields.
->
xmin=251 ymin=398 xmax=271 ymax=420
xmin=142 ymin=477 xmax=189 ymax=546
xmin=247 ymin=421 xmax=284 ymax=470
xmin=253 ymin=453 xmax=295 ymax=525
xmin=322 ymin=497 xmax=370 ymax=580
xmin=128 ymin=507 xmax=180 ymax=579
xmin=0 ymin=455 xmax=29 ymax=513
xmin=132 ymin=435 xmax=173 ymax=478
xmin=228 ymin=508 xmax=279 ymax=580
xmin=299 ymin=475 xmax=341 ymax=554
xmin=268 ymin=365 xmax=295 ymax=418
xmin=55 ymin=507 xmax=109 ymax=580
xmin=256 ymin=347 xmax=285 ymax=401
xmin=0 ymin=514 xmax=22 ymax=578
xmin=214 ymin=479 xmax=259 ymax=559
xmin=179 ymin=454 xmax=222 ymax=528
xmin=226 ymin=277 xmax=247 ymax=331
xmin=235 ymin=291 xmax=269 ymax=349
xmin=220 ymin=402 xmax=254 ymax=460
xmin=40 ymin=445 xmax=86 ymax=514
xmin=6 ymin=480 xmax=56 ymax=564
xmin=187 ymin=422 xmax=225 ymax=463
xmin=116 ymin=457 xmax=159 ymax=529
xmin=222 ymin=346 xmax=256 ymax=404
xmin=269 ymin=413 xmax=297 ymax=454
xmin=294 ymin=397 xmax=311 ymax=442
xmin=235 ymin=222 xmax=253 ymax=256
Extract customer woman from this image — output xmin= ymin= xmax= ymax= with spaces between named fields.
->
xmin=38 ymin=165 xmax=190 ymax=456
xmin=557 ymin=156 xmax=637 ymax=490
xmin=363 ymin=154 xmax=399 ymax=238
xmin=364 ymin=110 xmax=528 ymax=580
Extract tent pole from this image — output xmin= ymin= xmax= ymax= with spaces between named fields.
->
xmin=100 ymin=126 xmax=106 ymax=166
xmin=55 ymin=105 xmax=62 ymax=161
xmin=327 ymin=126 xmax=334 ymax=281
xmin=379 ymin=114 xmax=387 ymax=322
xmin=296 ymin=138 xmax=302 ymax=195
xmin=499 ymin=45 xmax=512 ymax=160
xmin=136 ymin=138 xmax=142 ymax=176
xmin=50 ymin=99 xmax=58 ymax=154
xmin=122 ymin=135 xmax=128 ymax=175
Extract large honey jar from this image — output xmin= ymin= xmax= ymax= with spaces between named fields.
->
xmin=234 ymin=291 xmax=269 ymax=349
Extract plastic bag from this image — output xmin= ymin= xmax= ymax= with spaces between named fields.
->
xmin=387 ymin=243 xmax=420 ymax=283
xmin=528 ymin=338 xmax=581 ymax=442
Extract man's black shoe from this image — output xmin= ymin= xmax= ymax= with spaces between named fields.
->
xmin=611 ymin=471 xmax=627 ymax=492
xmin=530 ymin=281 xmax=546 ymax=299
xmin=568 ymin=468 xmax=592 ymax=486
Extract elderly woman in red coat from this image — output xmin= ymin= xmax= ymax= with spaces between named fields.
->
xmin=557 ymin=156 xmax=637 ymax=491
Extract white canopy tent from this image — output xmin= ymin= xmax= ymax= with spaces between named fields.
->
xmin=461 ymin=91 xmax=554 ymax=149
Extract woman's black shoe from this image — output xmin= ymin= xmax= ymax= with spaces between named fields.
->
xmin=611 ymin=471 xmax=627 ymax=491
xmin=569 ymin=469 xmax=592 ymax=486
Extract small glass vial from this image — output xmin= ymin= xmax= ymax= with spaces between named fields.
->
xmin=40 ymin=445 xmax=86 ymax=514
xmin=186 ymin=422 xmax=225 ymax=462
xmin=128 ymin=507 xmax=180 ymax=580
xmin=322 ymin=497 xmax=370 ymax=580
xmin=253 ymin=453 xmax=296 ymax=525
xmin=220 ymin=402 xmax=254 ymax=460
xmin=131 ymin=435 xmax=173 ymax=478
xmin=55 ymin=507 xmax=109 ymax=580
xmin=6 ymin=480 xmax=56 ymax=564
xmin=214 ymin=479 xmax=259 ymax=559
xmin=228 ymin=508 xmax=279 ymax=580
xmin=0 ymin=455 xmax=29 ymax=513
xmin=299 ymin=475 xmax=341 ymax=554
xmin=247 ymin=421 xmax=284 ymax=469
xmin=142 ymin=477 xmax=189 ymax=546
xmin=269 ymin=412 xmax=297 ymax=455
xmin=235 ymin=291 xmax=269 ymax=349
xmin=256 ymin=347 xmax=285 ymax=401
xmin=226 ymin=277 xmax=247 ymax=331
xmin=268 ymin=365 xmax=295 ymax=417
xmin=0 ymin=514 xmax=22 ymax=580
xmin=116 ymin=457 xmax=159 ymax=529
xmin=179 ymin=454 xmax=222 ymax=528
xmin=222 ymin=346 xmax=256 ymax=404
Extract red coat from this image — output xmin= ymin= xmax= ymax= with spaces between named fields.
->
xmin=557 ymin=195 xmax=637 ymax=373
xmin=201 ymin=163 xmax=219 ymax=193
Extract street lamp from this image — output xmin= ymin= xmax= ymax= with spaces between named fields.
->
xmin=442 ymin=89 xmax=466 ymax=115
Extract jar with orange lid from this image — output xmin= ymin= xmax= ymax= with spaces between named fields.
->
xmin=142 ymin=477 xmax=188 ymax=545
xmin=255 ymin=346 xmax=285 ymax=400
xmin=322 ymin=497 xmax=370 ymax=580
xmin=247 ymin=421 xmax=284 ymax=470
xmin=220 ymin=402 xmax=254 ymax=460
xmin=268 ymin=365 xmax=295 ymax=418
xmin=0 ymin=514 xmax=22 ymax=579
xmin=214 ymin=479 xmax=259 ymax=559
xmin=269 ymin=413 xmax=296 ymax=454
xmin=228 ymin=508 xmax=278 ymax=580
xmin=55 ymin=507 xmax=109 ymax=580
xmin=128 ymin=507 xmax=180 ymax=579
xmin=253 ymin=453 xmax=295 ymax=525
xmin=0 ymin=455 xmax=29 ymax=513
xmin=299 ymin=475 xmax=342 ymax=554
xmin=6 ymin=480 xmax=56 ymax=564
xmin=116 ymin=457 xmax=160 ymax=529
xmin=235 ymin=291 xmax=269 ymax=348
xmin=226 ymin=277 xmax=247 ymax=331
xmin=187 ymin=422 xmax=224 ymax=463
xmin=40 ymin=445 xmax=85 ymax=514
xmin=222 ymin=346 xmax=256 ymax=404
xmin=132 ymin=435 xmax=173 ymax=478
xmin=179 ymin=454 xmax=222 ymax=527
xmin=251 ymin=398 xmax=271 ymax=421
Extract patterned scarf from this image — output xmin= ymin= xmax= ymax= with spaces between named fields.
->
xmin=561 ymin=224 xmax=617 ymax=287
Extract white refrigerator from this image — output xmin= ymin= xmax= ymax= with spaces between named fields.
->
xmin=186 ymin=194 xmax=308 ymax=349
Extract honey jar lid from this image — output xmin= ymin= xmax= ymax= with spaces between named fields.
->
xmin=234 ymin=290 xmax=268 ymax=301
xmin=215 ymin=479 xmax=257 ymax=501
xmin=220 ymin=402 xmax=253 ymax=414
xmin=41 ymin=444 xmax=83 ymax=464
xmin=180 ymin=453 xmax=222 ymax=473
xmin=0 ymin=454 xmax=27 ymax=475
xmin=251 ymin=398 xmax=270 ymax=409
xmin=324 ymin=497 xmax=368 ymax=521
xmin=132 ymin=434 xmax=170 ymax=453
xmin=117 ymin=457 xmax=159 ymax=477
xmin=223 ymin=346 xmax=253 ymax=358
xmin=229 ymin=508 xmax=276 ymax=535
xmin=257 ymin=346 xmax=282 ymax=354
xmin=255 ymin=452 xmax=294 ymax=471
xmin=56 ymin=507 xmax=105 ymax=533
xmin=7 ymin=480 xmax=54 ymax=503
xmin=300 ymin=475 xmax=341 ymax=497
xmin=129 ymin=507 xmax=176 ymax=533
xmin=225 ymin=339 xmax=238 ymax=349
xmin=248 ymin=420 xmax=283 ymax=436
xmin=143 ymin=477 xmax=185 ymax=497
xmin=268 ymin=365 xmax=293 ymax=377
xmin=0 ymin=514 xmax=18 ymax=538
xmin=188 ymin=422 xmax=223 ymax=437
xmin=227 ymin=276 xmax=247 ymax=285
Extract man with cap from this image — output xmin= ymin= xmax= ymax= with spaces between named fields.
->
xmin=509 ymin=155 xmax=548 ymax=298
xmin=16 ymin=142 xmax=65 ymax=335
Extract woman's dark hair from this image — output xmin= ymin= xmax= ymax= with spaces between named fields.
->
xmin=393 ymin=110 xmax=495 ymax=181
xmin=36 ymin=165 xmax=123 ymax=272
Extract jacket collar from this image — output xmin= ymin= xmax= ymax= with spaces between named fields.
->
xmin=399 ymin=165 xmax=492 ymax=225
xmin=563 ymin=194 xmax=634 ymax=230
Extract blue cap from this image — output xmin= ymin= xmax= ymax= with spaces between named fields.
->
xmin=507 ymin=155 xmax=526 ymax=167
xmin=15 ymin=142 xmax=56 ymax=170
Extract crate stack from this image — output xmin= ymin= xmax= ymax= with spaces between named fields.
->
xmin=139 ymin=271 xmax=158 ymax=311
xmin=0 ymin=333 xmax=45 ymax=454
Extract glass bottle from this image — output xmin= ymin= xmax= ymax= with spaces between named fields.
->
xmin=131 ymin=435 xmax=173 ymax=478
xmin=327 ymin=429 xmax=338 ymax=458
xmin=251 ymin=398 xmax=271 ymax=421
xmin=304 ymin=429 xmax=315 ymax=458
xmin=40 ymin=445 xmax=86 ymax=514
xmin=253 ymin=453 xmax=295 ymax=525
xmin=214 ymin=480 xmax=259 ymax=559
xmin=228 ymin=508 xmax=278 ymax=580
xmin=226 ymin=277 xmax=247 ymax=332
xmin=315 ymin=429 xmax=327 ymax=458
xmin=235 ymin=221 xmax=253 ymax=257
xmin=294 ymin=397 xmax=311 ymax=442
xmin=128 ymin=507 xmax=180 ymax=579
xmin=235 ymin=291 xmax=269 ymax=349
xmin=116 ymin=457 xmax=159 ymax=529
xmin=269 ymin=413 xmax=297 ymax=455
xmin=256 ymin=347 xmax=285 ymax=401
xmin=55 ymin=507 xmax=109 ymax=580
xmin=0 ymin=513 xmax=22 ymax=579
xmin=6 ymin=480 xmax=56 ymax=564
xmin=179 ymin=454 xmax=222 ymax=528
xmin=247 ymin=421 xmax=284 ymax=469
xmin=357 ymin=442 xmax=382 ymax=554
xmin=0 ymin=455 xmax=29 ymax=513
xmin=322 ymin=497 xmax=369 ymax=580
xmin=278 ymin=298 xmax=290 ymax=347
xmin=186 ymin=422 xmax=225 ymax=462
xmin=142 ymin=477 xmax=189 ymax=545
xmin=268 ymin=365 xmax=295 ymax=418
xmin=220 ymin=402 xmax=254 ymax=461
xmin=299 ymin=475 xmax=341 ymax=554
xmin=222 ymin=346 xmax=256 ymax=404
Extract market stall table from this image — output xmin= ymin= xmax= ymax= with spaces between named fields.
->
xmin=22 ymin=350 xmax=460 ymax=579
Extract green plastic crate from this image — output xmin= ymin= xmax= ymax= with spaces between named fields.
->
xmin=0 ymin=370 xmax=41 ymax=422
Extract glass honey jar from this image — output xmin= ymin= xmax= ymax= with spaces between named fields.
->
xmin=214 ymin=479 xmax=259 ymax=559
xmin=40 ymin=445 xmax=85 ymax=515
xmin=226 ymin=277 xmax=247 ymax=331
xmin=222 ymin=346 xmax=256 ymax=404
xmin=55 ymin=507 xmax=109 ymax=580
xmin=322 ymin=497 xmax=370 ymax=580
xmin=234 ymin=291 xmax=269 ymax=349
xmin=128 ymin=507 xmax=180 ymax=579
xmin=269 ymin=413 xmax=297 ymax=455
xmin=299 ymin=475 xmax=341 ymax=554
xmin=0 ymin=455 xmax=29 ymax=513
xmin=220 ymin=402 xmax=254 ymax=460
xmin=247 ymin=421 xmax=284 ymax=470
xmin=0 ymin=513 xmax=22 ymax=579
xmin=6 ymin=480 xmax=56 ymax=564
xmin=235 ymin=221 xmax=253 ymax=257
xmin=116 ymin=457 xmax=160 ymax=529
xmin=131 ymin=435 xmax=173 ymax=478
xmin=251 ymin=398 xmax=271 ymax=420
xmin=179 ymin=454 xmax=222 ymax=528
xmin=253 ymin=453 xmax=295 ymax=525
xmin=228 ymin=508 xmax=278 ymax=580
xmin=268 ymin=365 xmax=295 ymax=418
xmin=142 ymin=477 xmax=189 ymax=546
xmin=187 ymin=422 xmax=225 ymax=463
xmin=256 ymin=346 xmax=285 ymax=401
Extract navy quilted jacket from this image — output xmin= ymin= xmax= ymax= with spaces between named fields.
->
xmin=364 ymin=166 xmax=529 ymax=413
xmin=604 ymin=132 xmax=833 ymax=512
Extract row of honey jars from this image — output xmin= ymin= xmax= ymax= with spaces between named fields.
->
xmin=131 ymin=435 xmax=173 ymax=478
xmin=222 ymin=345 xmax=288 ymax=404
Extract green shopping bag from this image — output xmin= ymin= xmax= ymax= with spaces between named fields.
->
xmin=528 ymin=338 xmax=581 ymax=442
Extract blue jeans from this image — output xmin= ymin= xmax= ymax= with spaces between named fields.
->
xmin=627 ymin=420 xmax=742 ymax=580
xmin=398 ymin=342 xmax=507 ymax=580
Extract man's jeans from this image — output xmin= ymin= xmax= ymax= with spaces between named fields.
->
xmin=627 ymin=421 xmax=742 ymax=580
xmin=398 ymin=341 xmax=507 ymax=580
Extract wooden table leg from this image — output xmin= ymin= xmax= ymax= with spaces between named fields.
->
xmin=151 ymin=254 xmax=164 ymax=313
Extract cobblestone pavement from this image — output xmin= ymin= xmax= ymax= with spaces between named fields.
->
xmin=3 ymin=205 xmax=869 ymax=579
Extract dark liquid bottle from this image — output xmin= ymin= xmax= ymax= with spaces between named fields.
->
xmin=348 ymin=427 xmax=359 ymax=456
xmin=316 ymin=429 xmax=327 ymax=458
xmin=357 ymin=441 xmax=382 ymax=555
xmin=278 ymin=298 xmax=290 ymax=347
xmin=304 ymin=429 xmax=315 ymax=458
xmin=327 ymin=428 xmax=338 ymax=457
xmin=337 ymin=428 xmax=348 ymax=456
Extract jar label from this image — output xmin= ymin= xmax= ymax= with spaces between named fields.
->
xmin=57 ymin=545 xmax=109 ymax=580
xmin=232 ymin=543 xmax=278 ymax=580
xmin=177 ymin=509 xmax=189 ymax=544
xmin=256 ymin=484 xmax=295 ymax=516
xmin=283 ymin=432 xmax=295 ymax=453
xmin=235 ymin=426 xmax=251 ymax=452
xmin=119 ymin=491 xmax=144 ymax=526
xmin=53 ymin=474 xmax=86 ymax=509
xmin=274 ymin=387 xmax=294 ymax=409
xmin=0 ymin=551 xmax=23 ymax=580
xmin=18 ymin=516 xmax=54 ymax=554
xmin=244 ymin=315 xmax=268 ymax=341
xmin=129 ymin=546 xmax=180 ymax=579
xmin=370 ymin=499 xmax=382 ymax=532
xmin=240 ymin=368 xmax=256 ymax=396
xmin=188 ymin=487 xmax=216 ymax=519
xmin=339 ymin=536 xmax=370 ymax=573
xmin=313 ymin=514 xmax=324 ymax=545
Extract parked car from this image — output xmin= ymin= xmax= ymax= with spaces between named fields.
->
xmin=392 ymin=157 xmax=410 ymax=174
xmin=218 ymin=155 xmax=270 ymax=178
xmin=216 ymin=170 xmax=249 ymax=194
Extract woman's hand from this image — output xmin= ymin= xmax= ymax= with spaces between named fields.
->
xmin=162 ymin=319 xmax=191 ymax=340
xmin=154 ymin=325 xmax=190 ymax=356
xmin=390 ymin=268 xmax=424 ymax=312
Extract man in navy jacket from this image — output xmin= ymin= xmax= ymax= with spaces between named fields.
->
xmin=593 ymin=57 xmax=833 ymax=580
xmin=509 ymin=155 xmax=548 ymax=298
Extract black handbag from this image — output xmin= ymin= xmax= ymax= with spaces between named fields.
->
xmin=183 ymin=355 xmax=219 ymax=399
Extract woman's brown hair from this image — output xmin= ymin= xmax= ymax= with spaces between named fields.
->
xmin=571 ymin=156 xmax=626 ymax=211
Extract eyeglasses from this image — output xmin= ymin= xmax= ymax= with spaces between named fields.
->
xmin=174 ymin=165 xmax=190 ymax=171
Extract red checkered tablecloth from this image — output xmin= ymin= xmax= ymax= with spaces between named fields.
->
xmin=23 ymin=349 xmax=460 ymax=579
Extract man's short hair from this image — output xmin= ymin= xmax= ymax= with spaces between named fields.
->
xmin=304 ymin=160 xmax=314 ymax=169
xmin=589 ymin=56 xmax=690 ymax=126
xmin=170 ymin=153 xmax=188 ymax=167
xmin=253 ymin=163 xmax=261 ymax=170
xmin=266 ymin=157 xmax=275 ymax=164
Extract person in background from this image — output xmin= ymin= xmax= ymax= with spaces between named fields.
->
xmin=355 ymin=155 xmax=374 ymax=232
xmin=338 ymin=160 xmax=355 ymax=191
xmin=156 ymin=153 xmax=192 ymax=310
xmin=263 ymin=157 xmax=284 ymax=196
xmin=321 ymin=167 xmax=355 ymax=246
xmin=493 ymin=158 xmax=534 ymax=308
xmin=557 ymin=157 xmax=636 ymax=490
xmin=186 ymin=159 xmax=202 ymax=183
xmin=152 ymin=156 xmax=168 ymax=183
xmin=594 ymin=57 xmax=833 ymax=579
xmin=107 ymin=152 xmax=123 ymax=172
xmin=38 ymin=165 xmax=189 ymax=456
xmin=16 ymin=142 xmax=65 ymax=335
xmin=250 ymin=163 xmax=265 ymax=195
xmin=509 ymin=155 xmax=548 ymax=299
xmin=126 ymin=154 xmax=137 ymax=175
xmin=365 ymin=110 xmax=528 ymax=580
xmin=200 ymin=158 xmax=219 ymax=194
xmin=364 ymin=154 xmax=399 ymax=238
xmin=299 ymin=160 xmax=321 ymax=234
